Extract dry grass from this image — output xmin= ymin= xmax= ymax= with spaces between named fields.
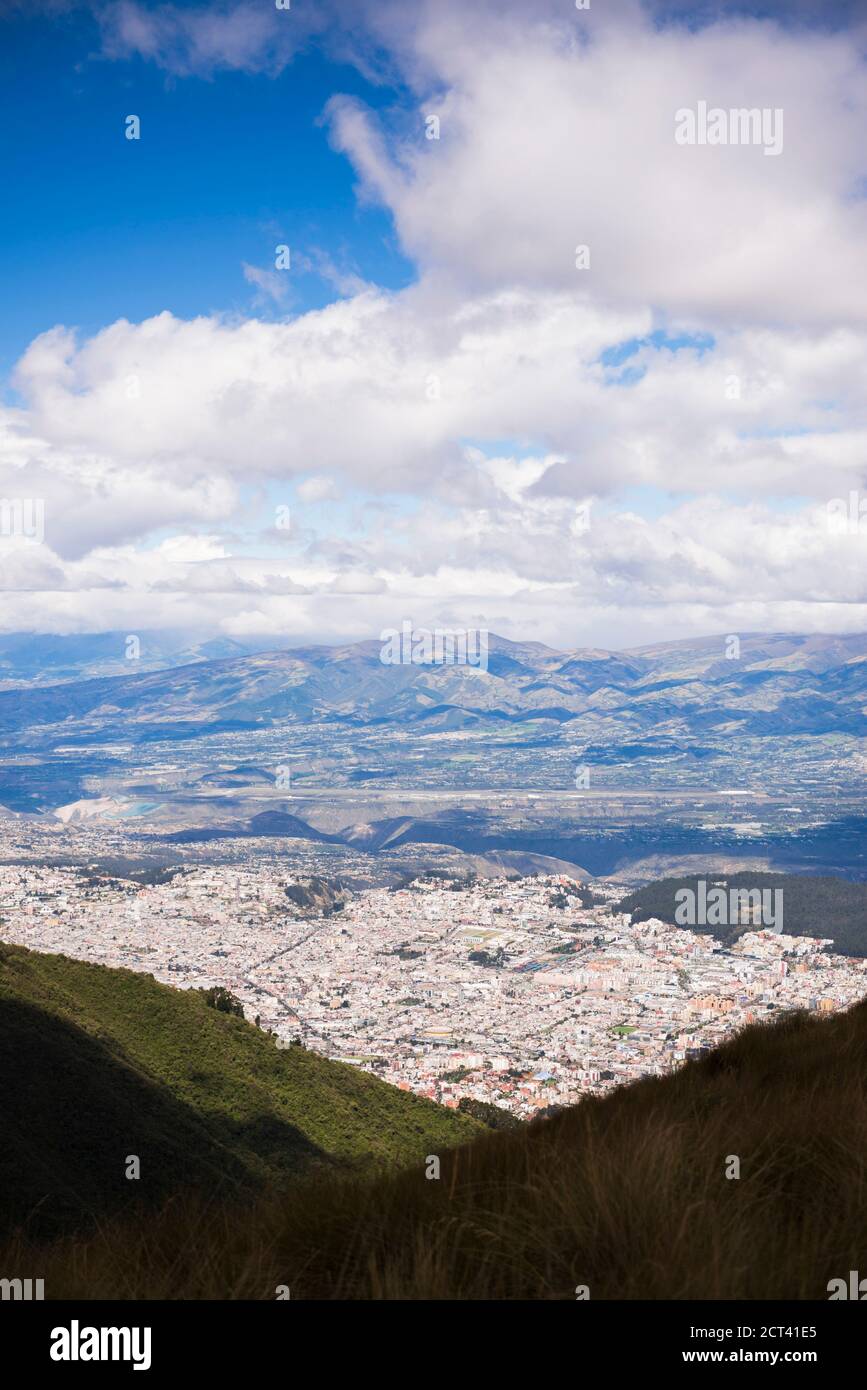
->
xmin=6 ymin=1003 xmax=867 ymax=1299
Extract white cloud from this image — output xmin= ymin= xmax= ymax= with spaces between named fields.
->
xmin=96 ymin=0 xmax=321 ymax=77
xmin=4 ymin=285 xmax=866 ymax=641
xmin=10 ymin=298 xmax=867 ymax=504
xmin=326 ymin=2 xmax=867 ymax=327
xmin=241 ymin=262 xmax=291 ymax=307
xmin=297 ymin=476 xmax=342 ymax=504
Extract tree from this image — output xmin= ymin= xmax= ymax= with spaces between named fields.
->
xmin=199 ymin=986 xmax=244 ymax=1018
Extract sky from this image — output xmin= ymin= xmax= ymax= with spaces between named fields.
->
xmin=0 ymin=0 xmax=865 ymax=651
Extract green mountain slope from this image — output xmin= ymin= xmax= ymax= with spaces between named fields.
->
xmin=0 ymin=941 xmax=479 ymax=1237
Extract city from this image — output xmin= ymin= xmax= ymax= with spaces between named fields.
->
xmin=3 ymin=850 xmax=863 ymax=1118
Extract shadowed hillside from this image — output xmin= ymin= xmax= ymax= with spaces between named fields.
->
xmin=0 ymin=941 xmax=479 ymax=1239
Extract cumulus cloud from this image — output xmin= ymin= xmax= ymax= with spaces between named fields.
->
xmin=4 ymin=281 xmax=866 ymax=640
xmin=326 ymin=2 xmax=867 ymax=327
xmin=10 ymin=298 xmax=866 ymax=504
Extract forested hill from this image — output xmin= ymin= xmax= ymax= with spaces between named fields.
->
xmin=619 ymin=873 xmax=867 ymax=955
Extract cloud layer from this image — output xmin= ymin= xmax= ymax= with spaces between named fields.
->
xmin=1 ymin=0 xmax=865 ymax=647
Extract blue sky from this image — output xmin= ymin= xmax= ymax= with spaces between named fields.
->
xmin=0 ymin=4 xmax=413 ymax=385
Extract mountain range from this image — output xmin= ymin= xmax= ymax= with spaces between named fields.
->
xmin=0 ymin=629 xmax=865 ymax=746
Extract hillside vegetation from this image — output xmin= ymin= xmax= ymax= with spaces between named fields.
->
xmin=4 ymin=972 xmax=867 ymax=1298
xmin=620 ymin=872 xmax=867 ymax=956
xmin=0 ymin=941 xmax=479 ymax=1238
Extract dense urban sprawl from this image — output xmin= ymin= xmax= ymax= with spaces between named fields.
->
xmin=2 ymin=851 xmax=864 ymax=1118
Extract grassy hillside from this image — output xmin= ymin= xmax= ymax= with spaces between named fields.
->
xmin=5 ymin=997 xmax=867 ymax=1298
xmin=620 ymin=872 xmax=867 ymax=955
xmin=0 ymin=941 xmax=479 ymax=1238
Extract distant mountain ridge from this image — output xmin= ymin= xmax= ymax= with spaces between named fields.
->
xmin=0 ymin=630 xmax=864 ymax=747
xmin=0 ymin=630 xmax=276 ymax=688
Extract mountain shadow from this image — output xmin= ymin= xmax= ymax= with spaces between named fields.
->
xmin=0 ymin=994 xmax=325 ymax=1239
